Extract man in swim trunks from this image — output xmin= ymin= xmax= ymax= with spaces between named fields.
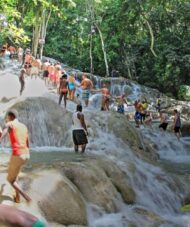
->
xmin=79 ymin=74 xmax=93 ymax=107
xmin=116 ymin=94 xmax=127 ymax=114
xmin=0 ymin=204 xmax=45 ymax=227
xmin=0 ymin=109 xmax=31 ymax=203
xmin=173 ymin=109 xmax=182 ymax=140
xmin=19 ymin=67 xmax=27 ymax=96
xmin=159 ymin=111 xmax=168 ymax=131
xmin=72 ymin=104 xmax=88 ymax=153
xmin=58 ymin=74 xmax=69 ymax=107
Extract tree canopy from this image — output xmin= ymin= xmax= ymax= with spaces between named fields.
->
xmin=0 ymin=0 xmax=190 ymax=99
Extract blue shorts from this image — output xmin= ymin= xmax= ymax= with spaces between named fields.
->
xmin=134 ymin=111 xmax=141 ymax=121
xmin=117 ymin=105 xmax=124 ymax=114
xmin=82 ymin=90 xmax=90 ymax=100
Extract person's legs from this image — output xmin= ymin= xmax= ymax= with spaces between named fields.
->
xmin=20 ymin=80 xmax=25 ymax=96
xmin=85 ymin=99 xmax=89 ymax=107
xmin=63 ymin=93 xmax=67 ymax=108
xmin=74 ymin=145 xmax=79 ymax=153
xmin=81 ymin=144 xmax=86 ymax=153
xmin=7 ymin=156 xmax=31 ymax=203
xmin=105 ymin=99 xmax=110 ymax=111
xmin=58 ymin=93 xmax=63 ymax=105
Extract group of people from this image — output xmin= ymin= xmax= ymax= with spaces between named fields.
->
xmin=133 ymin=98 xmax=182 ymax=140
xmin=0 ymin=43 xmax=184 ymax=226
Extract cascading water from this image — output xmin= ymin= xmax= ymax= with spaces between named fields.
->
xmin=0 ymin=58 xmax=190 ymax=226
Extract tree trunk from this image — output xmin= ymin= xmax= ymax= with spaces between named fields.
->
xmin=39 ymin=9 xmax=52 ymax=60
xmin=32 ymin=8 xmax=42 ymax=58
xmin=95 ymin=23 xmax=109 ymax=77
xmin=89 ymin=32 xmax=94 ymax=75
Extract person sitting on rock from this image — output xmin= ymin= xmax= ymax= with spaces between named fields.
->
xmin=0 ymin=204 xmax=45 ymax=227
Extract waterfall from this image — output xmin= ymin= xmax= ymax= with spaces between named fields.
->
xmin=1 ymin=57 xmax=190 ymax=226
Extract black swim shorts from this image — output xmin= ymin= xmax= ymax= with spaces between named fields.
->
xmin=159 ymin=122 xmax=168 ymax=131
xmin=73 ymin=129 xmax=88 ymax=145
xmin=174 ymin=126 xmax=180 ymax=133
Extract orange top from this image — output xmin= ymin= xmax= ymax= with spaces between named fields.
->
xmin=6 ymin=119 xmax=29 ymax=156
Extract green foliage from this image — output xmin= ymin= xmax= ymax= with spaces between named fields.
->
xmin=178 ymin=85 xmax=190 ymax=101
xmin=0 ymin=0 xmax=190 ymax=100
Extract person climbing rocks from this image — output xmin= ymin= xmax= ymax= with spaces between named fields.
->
xmin=24 ymin=50 xmax=32 ymax=75
xmin=72 ymin=104 xmax=88 ymax=153
xmin=100 ymin=84 xmax=110 ymax=111
xmin=96 ymin=84 xmax=110 ymax=111
xmin=144 ymin=111 xmax=153 ymax=127
xmin=17 ymin=47 xmax=24 ymax=63
xmin=48 ymin=63 xmax=55 ymax=86
xmin=19 ymin=67 xmax=27 ymax=96
xmin=0 ymin=109 xmax=31 ymax=203
xmin=134 ymin=100 xmax=141 ymax=128
xmin=58 ymin=74 xmax=69 ymax=107
xmin=156 ymin=95 xmax=162 ymax=112
xmin=79 ymin=74 xmax=93 ymax=107
xmin=140 ymin=99 xmax=148 ymax=124
xmin=42 ymin=59 xmax=50 ymax=85
xmin=116 ymin=94 xmax=127 ymax=114
xmin=159 ymin=111 xmax=168 ymax=131
xmin=173 ymin=109 xmax=182 ymax=140
xmin=68 ymin=73 xmax=76 ymax=101
xmin=30 ymin=58 xmax=41 ymax=79
xmin=54 ymin=62 xmax=62 ymax=86
xmin=0 ymin=204 xmax=45 ymax=227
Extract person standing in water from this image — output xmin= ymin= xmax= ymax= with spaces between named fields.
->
xmin=100 ymin=84 xmax=110 ymax=111
xmin=42 ymin=60 xmax=50 ymax=85
xmin=58 ymin=74 xmax=69 ymax=107
xmin=0 ymin=204 xmax=45 ymax=227
xmin=173 ymin=109 xmax=182 ymax=140
xmin=68 ymin=73 xmax=76 ymax=101
xmin=159 ymin=111 xmax=168 ymax=131
xmin=116 ymin=94 xmax=127 ymax=114
xmin=19 ymin=67 xmax=26 ymax=96
xmin=72 ymin=104 xmax=88 ymax=153
xmin=0 ymin=110 xmax=31 ymax=203
xmin=79 ymin=74 xmax=93 ymax=107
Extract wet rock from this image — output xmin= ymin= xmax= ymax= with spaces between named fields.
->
xmin=94 ymin=159 xmax=136 ymax=204
xmin=181 ymin=122 xmax=190 ymax=137
xmin=106 ymin=112 xmax=144 ymax=150
xmin=27 ymin=170 xmax=87 ymax=226
xmin=7 ymin=97 xmax=73 ymax=147
xmin=61 ymin=162 xmax=122 ymax=212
